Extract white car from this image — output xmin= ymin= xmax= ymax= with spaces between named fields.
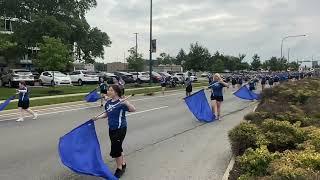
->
xmin=131 ymin=72 xmax=150 ymax=83
xmin=69 ymin=70 xmax=99 ymax=86
xmin=184 ymin=72 xmax=198 ymax=82
xmin=39 ymin=71 xmax=72 ymax=86
xmin=173 ymin=73 xmax=185 ymax=83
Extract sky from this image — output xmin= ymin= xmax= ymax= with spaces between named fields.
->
xmin=86 ymin=0 xmax=320 ymax=64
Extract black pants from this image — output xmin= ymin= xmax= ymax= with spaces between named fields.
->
xmin=109 ymin=127 xmax=127 ymax=158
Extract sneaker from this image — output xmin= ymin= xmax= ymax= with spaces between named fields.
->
xmin=114 ymin=168 xmax=124 ymax=178
xmin=16 ymin=118 xmax=24 ymax=122
xmin=32 ymin=113 xmax=38 ymax=120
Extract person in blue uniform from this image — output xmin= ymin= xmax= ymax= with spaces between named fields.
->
xmin=248 ymin=78 xmax=256 ymax=91
xmin=261 ymin=76 xmax=266 ymax=90
xmin=237 ymin=75 xmax=243 ymax=89
xmin=92 ymin=85 xmax=136 ymax=178
xmin=16 ymin=81 xmax=38 ymax=122
xmin=231 ymin=75 xmax=237 ymax=89
xmin=98 ymin=77 xmax=109 ymax=107
xmin=208 ymin=73 xmax=229 ymax=120
xmin=185 ymin=77 xmax=192 ymax=97
xmin=268 ymin=76 xmax=274 ymax=87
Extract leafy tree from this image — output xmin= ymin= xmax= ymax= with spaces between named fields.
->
xmin=251 ymin=54 xmax=261 ymax=71
xmin=288 ymin=62 xmax=300 ymax=71
xmin=157 ymin=52 xmax=175 ymax=65
xmin=211 ymin=59 xmax=224 ymax=72
xmin=184 ymin=42 xmax=211 ymax=71
xmin=127 ymin=47 xmax=144 ymax=72
xmin=175 ymin=49 xmax=187 ymax=65
xmin=0 ymin=34 xmax=18 ymax=65
xmin=35 ymin=36 xmax=72 ymax=72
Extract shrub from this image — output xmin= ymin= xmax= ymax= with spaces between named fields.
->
xmin=268 ymin=149 xmax=320 ymax=179
xmin=237 ymin=146 xmax=279 ymax=177
xmin=244 ymin=112 xmax=273 ymax=125
xmin=228 ymin=122 xmax=268 ymax=156
xmin=261 ymin=119 xmax=307 ymax=152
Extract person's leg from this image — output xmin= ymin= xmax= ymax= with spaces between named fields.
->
xmin=100 ymin=94 xmax=104 ymax=107
xmin=17 ymin=107 xmax=24 ymax=122
xmin=216 ymin=101 xmax=222 ymax=119
xmin=115 ymin=155 xmax=124 ymax=170
xmin=25 ymin=108 xmax=37 ymax=119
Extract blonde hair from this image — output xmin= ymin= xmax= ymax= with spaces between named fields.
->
xmin=214 ymin=73 xmax=221 ymax=80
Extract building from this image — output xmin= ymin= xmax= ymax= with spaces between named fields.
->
xmin=73 ymin=63 xmax=95 ymax=71
xmin=146 ymin=64 xmax=183 ymax=72
xmin=107 ymin=62 xmax=128 ymax=72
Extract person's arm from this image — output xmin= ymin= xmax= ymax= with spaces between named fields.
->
xmin=219 ymin=79 xmax=229 ymax=88
xmin=123 ymin=100 xmax=136 ymax=112
xmin=92 ymin=112 xmax=107 ymax=121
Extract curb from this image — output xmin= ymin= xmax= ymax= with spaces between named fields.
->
xmin=222 ymin=103 xmax=259 ymax=180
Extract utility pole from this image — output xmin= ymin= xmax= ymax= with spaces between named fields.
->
xmin=134 ymin=32 xmax=139 ymax=79
xmin=149 ymin=0 xmax=153 ymax=84
xmin=288 ymin=48 xmax=290 ymax=63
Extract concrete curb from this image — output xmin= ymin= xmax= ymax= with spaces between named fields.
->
xmin=222 ymin=103 xmax=259 ymax=180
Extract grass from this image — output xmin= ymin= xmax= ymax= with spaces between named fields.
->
xmin=2 ymin=82 xmax=208 ymax=111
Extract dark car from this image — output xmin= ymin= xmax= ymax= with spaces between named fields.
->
xmin=113 ymin=72 xmax=135 ymax=83
xmin=98 ymin=72 xmax=117 ymax=84
xmin=151 ymin=71 xmax=162 ymax=83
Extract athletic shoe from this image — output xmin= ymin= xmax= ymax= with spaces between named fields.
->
xmin=122 ymin=163 xmax=127 ymax=172
xmin=33 ymin=113 xmax=38 ymax=120
xmin=114 ymin=168 xmax=124 ymax=178
xmin=16 ymin=118 xmax=24 ymax=122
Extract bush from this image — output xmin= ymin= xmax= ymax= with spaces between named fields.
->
xmin=237 ymin=146 xmax=279 ymax=177
xmin=268 ymin=149 xmax=320 ymax=179
xmin=228 ymin=122 xmax=268 ymax=156
xmin=244 ymin=112 xmax=273 ymax=125
xmin=261 ymin=119 xmax=306 ymax=152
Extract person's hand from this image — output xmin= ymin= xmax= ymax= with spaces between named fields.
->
xmin=92 ymin=116 xmax=98 ymax=121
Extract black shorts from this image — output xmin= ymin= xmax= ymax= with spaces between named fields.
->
xmin=18 ymin=100 xmax=29 ymax=109
xmin=186 ymin=86 xmax=192 ymax=93
xmin=109 ymin=127 xmax=127 ymax=158
xmin=161 ymin=83 xmax=166 ymax=87
xmin=210 ymin=95 xmax=224 ymax=102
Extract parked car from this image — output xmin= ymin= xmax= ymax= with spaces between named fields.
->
xmin=69 ymin=70 xmax=99 ymax=86
xmin=98 ymin=72 xmax=117 ymax=84
xmin=113 ymin=72 xmax=135 ymax=83
xmin=131 ymin=72 xmax=150 ymax=83
xmin=201 ymin=72 xmax=209 ymax=77
xmin=184 ymin=71 xmax=198 ymax=82
xmin=159 ymin=72 xmax=172 ymax=80
xmin=39 ymin=71 xmax=72 ymax=86
xmin=173 ymin=73 xmax=185 ymax=84
xmin=31 ymin=70 xmax=40 ymax=81
xmin=151 ymin=71 xmax=163 ymax=83
xmin=0 ymin=69 xmax=34 ymax=87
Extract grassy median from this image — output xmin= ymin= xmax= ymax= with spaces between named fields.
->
xmin=2 ymin=82 xmax=208 ymax=111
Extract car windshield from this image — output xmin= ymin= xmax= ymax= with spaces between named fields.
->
xmin=52 ymin=72 xmax=67 ymax=77
xmin=83 ymin=71 xmax=97 ymax=75
xmin=14 ymin=70 xmax=31 ymax=75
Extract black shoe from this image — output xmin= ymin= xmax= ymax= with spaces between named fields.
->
xmin=114 ymin=168 xmax=124 ymax=178
xmin=122 ymin=163 xmax=126 ymax=172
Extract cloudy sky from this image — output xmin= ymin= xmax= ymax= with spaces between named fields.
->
xmin=86 ymin=0 xmax=320 ymax=63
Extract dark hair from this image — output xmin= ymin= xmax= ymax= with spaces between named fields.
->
xmin=19 ymin=81 xmax=26 ymax=86
xmin=110 ymin=84 xmax=122 ymax=97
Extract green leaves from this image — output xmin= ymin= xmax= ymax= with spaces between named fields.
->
xmin=36 ymin=37 xmax=72 ymax=71
xmin=127 ymin=47 xmax=144 ymax=72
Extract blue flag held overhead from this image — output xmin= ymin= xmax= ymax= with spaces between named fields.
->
xmin=233 ymin=85 xmax=260 ymax=100
xmin=184 ymin=89 xmax=215 ymax=122
xmin=85 ymin=90 xmax=101 ymax=102
xmin=0 ymin=95 xmax=15 ymax=111
xmin=58 ymin=120 xmax=118 ymax=180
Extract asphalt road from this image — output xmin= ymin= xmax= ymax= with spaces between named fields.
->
xmin=0 ymin=88 xmax=255 ymax=180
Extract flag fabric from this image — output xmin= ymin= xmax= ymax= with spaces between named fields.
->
xmin=85 ymin=90 xmax=101 ymax=102
xmin=0 ymin=95 xmax=15 ymax=111
xmin=184 ymin=89 xmax=215 ymax=122
xmin=233 ymin=85 xmax=260 ymax=100
xmin=58 ymin=120 xmax=118 ymax=180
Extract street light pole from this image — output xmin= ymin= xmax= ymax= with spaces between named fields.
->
xmin=149 ymin=0 xmax=153 ymax=84
xmin=134 ymin=33 xmax=138 ymax=61
xmin=281 ymin=34 xmax=306 ymax=58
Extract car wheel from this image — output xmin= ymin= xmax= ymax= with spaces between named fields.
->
xmin=39 ymin=80 xmax=44 ymax=86
xmin=78 ymin=79 xmax=83 ymax=86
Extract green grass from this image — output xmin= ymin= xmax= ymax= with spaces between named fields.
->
xmin=1 ymin=82 xmax=208 ymax=111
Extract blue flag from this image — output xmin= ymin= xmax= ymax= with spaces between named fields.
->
xmin=184 ymin=89 xmax=215 ymax=122
xmin=58 ymin=120 xmax=118 ymax=180
xmin=234 ymin=86 xmax=260 ymax=100
xmin=0 ymin=96 xmax=15 ymax=111
xmin=85 ymin=90 xmax=101 ymax=102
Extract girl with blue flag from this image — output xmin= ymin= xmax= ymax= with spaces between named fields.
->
xmin=16 ymin=81 xmax=38 ymax=122
xmin=208 ymin=73 xmax=229 ymax=120
xmin=92 ymin=85 xmax=136 ymax=178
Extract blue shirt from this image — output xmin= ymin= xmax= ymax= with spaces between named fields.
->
xmin=209 ymin=81 xmax=225 ymax=97
xmin=105 ymin=99 xmax=129 ymax=130
xmin=18 ymin=87 xmax=29 ymax=102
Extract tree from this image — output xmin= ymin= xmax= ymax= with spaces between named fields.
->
xmin=175 ymin=49 xmax=187 ymax=65
xmin=0 ymin=34 xmax=18 ymax=65
xmin=211 ymin=59 xmax=224 ymax=72
xmin=251 ymin=54 xmax=261 ymax=71
xmin=4 ymin=0 xmax=111 ymax=63
xmin=127 ymin=47 xmax=144 ymax=72
xmin=36 ymin=36 xmax=72 ymax=72
xmin=157 ymin=52 xmax=174 ymax=65
xmin=288 ymin=62 xmax=300 ymax=71
xmin=184 ymin=42 xmax=211 ymax=71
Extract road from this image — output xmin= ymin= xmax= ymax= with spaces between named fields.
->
xmin=0 ymin=88 xmax=255 ymax=180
